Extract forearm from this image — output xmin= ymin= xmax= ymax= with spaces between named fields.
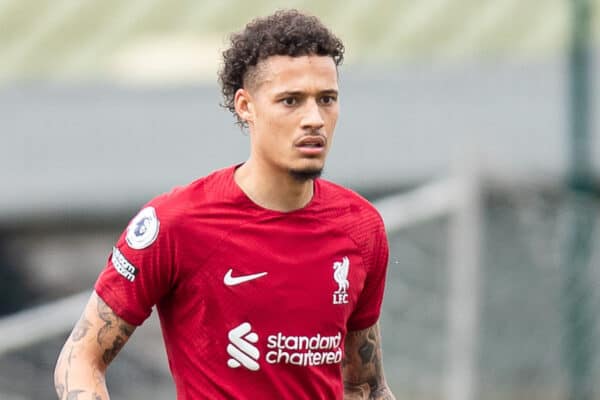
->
xmin=344 ymin=383 xmax=396 ymax=400
xmin=54 ymin=292 xmax=135 ymax=400
xmin=54 ymin=338 xmax=109 ymax=399
xmin=343 ymin=322 xmax=396 ymax=400
xmin=344 ymin=382 xmax=369 ymax=399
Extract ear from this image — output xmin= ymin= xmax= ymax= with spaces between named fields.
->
xmin=234 ymin=88 xmax=254 ymax=126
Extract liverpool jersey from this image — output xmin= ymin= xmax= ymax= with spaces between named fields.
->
xmin=95 ymin=165 xmax=389 ymax=399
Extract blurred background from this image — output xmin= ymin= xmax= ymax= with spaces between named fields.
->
xmin=1 ymin=0 xmax=599 ymax=399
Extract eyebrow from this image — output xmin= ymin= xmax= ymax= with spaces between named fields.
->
xmin=276 ymin=89 xmax=339 ymax=97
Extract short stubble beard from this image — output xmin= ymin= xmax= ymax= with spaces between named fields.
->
xmin=288 ymin=167 xmax=323 ymax=182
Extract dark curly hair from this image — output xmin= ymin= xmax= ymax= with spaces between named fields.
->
xmin=218 ymin=9 xmax=345 ymax=127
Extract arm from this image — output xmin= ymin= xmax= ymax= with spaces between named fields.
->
xmin=343 ymin=322 xmax=396 ymax=400
xmin=54 ymin=291 xmax=136 ymax=400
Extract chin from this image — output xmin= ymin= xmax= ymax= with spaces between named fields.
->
xmin=288 ymin=167 xmax=323 ymax=182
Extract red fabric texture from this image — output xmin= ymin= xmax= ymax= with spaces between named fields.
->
xmin=95 ymin=165 xmax=389 ymax=399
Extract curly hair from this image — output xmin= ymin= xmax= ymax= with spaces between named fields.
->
xmin=218 ymin=9 xmax=345 ymax=127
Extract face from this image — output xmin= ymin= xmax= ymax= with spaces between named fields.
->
xmin=235 ymin=55 xmax=339 ymax=181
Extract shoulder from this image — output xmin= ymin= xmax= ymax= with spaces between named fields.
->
xmin=149 ymin=166 xmax=233 ymax=215
xmin=126 ymin=166 xmax=234 ymax=243
xmin=316 ymin=179 xmax=388 ymax=271
xmin=317 ymin=179 xmax=385 ymax=230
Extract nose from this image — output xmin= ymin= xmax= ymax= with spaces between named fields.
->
xmin=300 ymin=99 xmax=325 ymax=130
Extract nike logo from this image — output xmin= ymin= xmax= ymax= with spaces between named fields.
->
xmin=224 ymin=269 xmax=268 ymax=286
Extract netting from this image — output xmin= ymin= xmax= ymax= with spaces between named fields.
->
xmin=381 ymin=181 xmax=600 ymax=400
xmin=383 ymin=214 xmax=450 ymax=399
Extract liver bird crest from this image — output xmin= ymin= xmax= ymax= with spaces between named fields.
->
xmin=333 ymin=256 xmax=350 ymax=293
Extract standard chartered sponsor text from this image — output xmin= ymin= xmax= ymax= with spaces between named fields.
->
xmin=265 ymin=332 xmax=342 ymax=366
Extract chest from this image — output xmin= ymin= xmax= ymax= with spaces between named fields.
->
xmin=173 ymin=219 xmax=366 ymax=333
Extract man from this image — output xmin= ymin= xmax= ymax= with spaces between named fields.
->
xmin=55 ymin=9 xmax=395 ymax=400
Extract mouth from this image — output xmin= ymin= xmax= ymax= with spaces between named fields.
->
xmin=294 ymin=135 xmax=326 ymax=150
xmin=294 ymin=135 xmax=326 ymax=156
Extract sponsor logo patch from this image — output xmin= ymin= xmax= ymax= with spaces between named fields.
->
xmin=112 ymin=247 xmax=139 ymax=282
xmin=226 ymin=322 xmax=343 ymax=371
xmin=227 ymin=322 xmax=260 ymax=371
xmin=126 ymin=206 xmax=159 ymax=249
xmin=265 ymin=331 xmax=343 ymax=367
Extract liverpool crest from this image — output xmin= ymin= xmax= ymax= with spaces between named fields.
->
xmin=332 ymin=256 xmax=350 ymax=304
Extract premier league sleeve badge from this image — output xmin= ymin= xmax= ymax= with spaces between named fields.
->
xmin=126 ymin=206 xmax=160 ymax=250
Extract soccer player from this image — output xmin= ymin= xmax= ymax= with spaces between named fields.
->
xmin=54 ymin=9 xmax=395 ymax=400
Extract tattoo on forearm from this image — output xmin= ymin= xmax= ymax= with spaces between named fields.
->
xmin=62 ymin=369 xmax=85 ymax=400
xmin=71 ymin=316 xmax=92 ymax=342
xmin=120 ymin=323 xmax=134 ymax=337
xmin=102 ymin=335 xmax=126 ymax=365
xmin=56 ymin=345 xmax=107 ymax=400
xmin=358 ymin=328 xmax=376 ymax=366
xmin=55 ymin=296 xmax=116 ymax=400
xmin=369 ymin=388 xmax=395 ymax=400
xmin=95 ymin=297 xmax=134 ymax=366
xmin=66 ymin=390 xmax=84 ymax=400
xmin=96 ymin=300 xmax=115 ymax=346
xmin=343 ymin=324 xmax=395 ymax=399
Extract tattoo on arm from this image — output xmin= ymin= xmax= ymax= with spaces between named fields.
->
xmin=62 ymin=368 xmax=85 ymax=400
xmin=96 ymin=297 xmax=135 ymax=366
xmin=56 ymin=347 xmax=107 ymax=400
xmin=102 ymin=335 xmax=125 ymax=365
xmin=343 ymin=323 xmax=395 ymax=400
xmin=71 ymin=316 xmax=92 ymax=342
xmin=66 ymin=390 xmax=84 ymax=400
xmin=55 ymin=295 xmax=131 ymax=399
xmin=359 ymin=328 xmax=377 ymax=367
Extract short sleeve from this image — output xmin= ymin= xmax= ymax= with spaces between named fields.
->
xmin=347 ymin=220 xmax=389 ymax=331
xmin=95 ymin=199 xmax=176 ymax=326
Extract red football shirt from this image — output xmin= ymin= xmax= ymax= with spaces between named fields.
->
xmin=95 ymin=165 xmax=389 ymax=399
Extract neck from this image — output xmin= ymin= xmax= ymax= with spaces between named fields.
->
xmin=234 ymin=160 xmax=315 ymax=212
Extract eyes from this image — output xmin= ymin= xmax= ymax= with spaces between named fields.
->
xmin=281 ymin=97 xmax=298 ymax=106
xmin=319 ymin=95 xmax=337 ymax=105
xmin=279 ymin=95 xmax=337 ymax=107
